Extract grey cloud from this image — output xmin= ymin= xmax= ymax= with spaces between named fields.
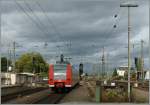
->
xmin=1 ymin=0 xmax=149 ymax=71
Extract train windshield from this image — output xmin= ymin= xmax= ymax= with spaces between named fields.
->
xmin=53 ymin=64 xmax=67 ymax=73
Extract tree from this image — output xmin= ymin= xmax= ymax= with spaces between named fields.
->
xmin=135 ymin=57 xmax=142 ymax=71
xmin=124 ymin=71 xmax=128 ymax=80
xmin=85 ymin=73 xmax=88 ymax=76
xmin=15 ymin=52 xmax=48 ymax=74
xmin=1 ymin=57 xmax=11 ymax=72
xmin=131 ymin=72 xmax=136 ymax=81
xmin=112 ymin=68 xmax=118 ymax=77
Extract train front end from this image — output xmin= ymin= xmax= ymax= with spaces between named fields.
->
xmin=48 ymin=64 xmax=72 ymax=92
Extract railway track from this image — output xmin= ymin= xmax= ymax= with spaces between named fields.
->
xmin=34 ymin=82 xmax=80 ymax=104
xmin=34 ymin=92 xmax=66 ymax=104
xmin=2 ymin=83 xmax=79 ymax=104
xmin=1 ymin=87 xmax=48 ymax=103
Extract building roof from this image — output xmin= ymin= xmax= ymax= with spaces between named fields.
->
xmin=117 ymin=66 xmax=135 ymax=71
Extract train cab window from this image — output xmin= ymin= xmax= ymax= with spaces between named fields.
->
xmin=54 ymin=64 xmax=67 ymax=73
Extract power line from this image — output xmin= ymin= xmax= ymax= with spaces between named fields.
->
xmin=35 ymin=1 xmax=72 ymax=55
xmin=14 ymin=1 xmax=49 ymax=39
xmin=101 ymin=5 xmax=122 ymax=45
xmin=140 ymin=40 xmax=144 ymax=84
xmin=14 ymin=0 xmax=56 ymax=53
xmin=23 ymin=1 xmax=50 ymax=38
xmin=35 ymin=1 xmax=62 ymax=41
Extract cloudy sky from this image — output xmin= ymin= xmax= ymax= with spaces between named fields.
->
xmin=1 ymin=0 xmax=149 ymax=73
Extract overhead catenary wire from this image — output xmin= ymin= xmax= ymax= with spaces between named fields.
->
xmin=35 ymin=1 xmax=64 ymax=48
xmin=104 ymin=8 xmax=126 ymax=53
xmin=14 ymin=1 xmax=127 ymax=65
xmin=14 ymin=0 xmax=56 ymax=62
xmin=14 ymin=0 xmax=66 ymax=58
xmin=35 ymin=1 xmax=71 ymax=55
xmin=93 ymin=5 xmax=122 ymax=61
xmin=23 ymin=1 xmax=50 ymax=38
xmin=35 ymin=1 xmax=124 ymax=61
xmin=94 ymin=1 xmax=127 ymax=73
xmin=35 ymin=1 xmax=63 ymax=42
xmin=76 ymin=2 xmax=126 ymax=64
xmin=14 ymin=0 xmax=49 ymax=39
xmin=24 ymin=1 xmax=55 ymax=49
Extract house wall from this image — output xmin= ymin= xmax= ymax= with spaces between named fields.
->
xmin=117 ymin=70 xmax=125 ymax=76
xmin=1 ymin=72 xmax=43 ymax=86
xmin=145 ymin=71 xmax=149 ymax=80
xmin=10 ymin=74 xmax=17 ymax=85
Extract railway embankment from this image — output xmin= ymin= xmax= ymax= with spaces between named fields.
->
xmin=132 ymin=87 xmax=149 ymax=103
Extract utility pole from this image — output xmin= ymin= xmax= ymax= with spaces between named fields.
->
xmin=106 ymin=52 xmax=109 ymax=79
xmin=140 ymin=40 xmax=144 ymax=83
xmin=149 ymin=0 xmax=150 ymax=104
xmin=133 ymin=43 xmax=138 ymax=82
xmin=32 ymin=56 xmax=36 ymax=74
xmin=102 ymin=47 xmax=105 ymax=79
xmin=98 ymin=51 xmax=100 ymax=80
xmin=7 ymin=46 xmax=9 ymax=72
xmin=68 ymin=40 xmax=72 ymax=60
xmin=68 ymin=40 xmax=71 ymax=54
xmin=7 ymin=45 xmax=9 ymax=85
xmin=120 ymin=3 xmax=138 ymax=102
xmin=9 ymin=49 xmax=12 ymax=65
xmin=13 ymin=41 xmax=16 ymax=72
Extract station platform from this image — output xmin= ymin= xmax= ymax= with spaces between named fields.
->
xmin=1 ymin=84 xmax=21 ymax=88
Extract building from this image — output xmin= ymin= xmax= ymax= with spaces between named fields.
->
xmin=116 ymin=66 xmax=135 ymax=77
xmin=116 ymin=66 xmax=128 ymax=77
xmin=145 ymin=71 xmax=149 ymax=80
xmin=1 ymin=72 xmax=42 ymax=86
xmin=117 ymin=69 xmax=126 ymax=77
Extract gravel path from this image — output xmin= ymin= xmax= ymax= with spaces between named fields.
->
xmin=59 ymin=81 xmax=94 ymax=104
xmin=132 ymin=88 xmax=149 ymax=103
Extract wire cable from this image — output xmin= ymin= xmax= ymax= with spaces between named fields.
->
xmin=23 ymin=0 xmax=50 ymax=39
xmin=14 ymin=0 xmax=49 ymax=40
xmin=35 ymin=1 xmax=71 ymax=55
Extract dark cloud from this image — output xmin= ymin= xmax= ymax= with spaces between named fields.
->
xmin=1 ymin=0 xmax=149 ymax=71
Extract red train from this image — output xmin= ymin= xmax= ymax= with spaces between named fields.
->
xmin=48 ymin=55 xmax=79 ymax=92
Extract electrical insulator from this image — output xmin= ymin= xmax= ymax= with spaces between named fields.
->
xmin=114 ymin=14 xmax=118 ymax=18
xmin=113 ymin=25 xmax=117 ymax=28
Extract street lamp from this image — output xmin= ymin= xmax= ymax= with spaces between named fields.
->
xmin=120 ymin=3 xmax=138 ymax=102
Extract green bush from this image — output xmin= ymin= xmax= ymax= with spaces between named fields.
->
xmin=107 ymin=90 xmax=118 ymax=101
